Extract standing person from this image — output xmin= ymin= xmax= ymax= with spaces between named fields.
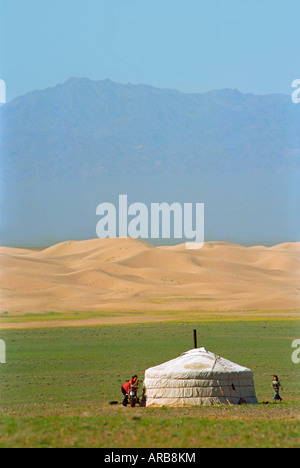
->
xmin=271 ymin=375 xmax=283 ymax=402
xmin=121 ymin=375 xmax=138 ymax=407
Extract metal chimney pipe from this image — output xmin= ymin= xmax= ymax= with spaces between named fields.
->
xmin=193 ymin=329 xmax=198 ymax=349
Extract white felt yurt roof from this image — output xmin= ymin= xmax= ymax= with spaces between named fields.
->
xmin=145 ymin=347 xmax=252 ymax=380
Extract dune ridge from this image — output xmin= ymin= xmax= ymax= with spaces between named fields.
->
xmin=0 ymin=238 xmax=299 ymax=314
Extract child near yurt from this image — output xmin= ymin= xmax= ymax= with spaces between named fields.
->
xmin=271 ymin=375 xmax=283 ymax=402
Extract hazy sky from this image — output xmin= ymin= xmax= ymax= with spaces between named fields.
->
xmin=1 ymin=0 xmax=300 ymax=101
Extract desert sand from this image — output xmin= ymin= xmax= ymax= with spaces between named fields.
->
xmin=0 ymin=238 xmax=300 ymax=315
xmin=0 ymin=238 xmax=299 ymax=316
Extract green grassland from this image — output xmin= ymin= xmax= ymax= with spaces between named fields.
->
xmin=0 ymin=309 xmax=297 ymax=324
xmin=0 ymin=319 xmax=299 ymax=448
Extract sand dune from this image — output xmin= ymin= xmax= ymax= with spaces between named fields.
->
xmin=0 ymin=238 xmax=299 ymax=314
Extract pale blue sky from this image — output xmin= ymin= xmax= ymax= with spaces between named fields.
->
xmin=1 ymin=0 xmax=300 ymax=100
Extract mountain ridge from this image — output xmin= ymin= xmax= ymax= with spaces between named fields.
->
xmin=6 ymin=77 xmax=290 ymax=104
xmin=0 ymin=77 xmax=299 ymax=246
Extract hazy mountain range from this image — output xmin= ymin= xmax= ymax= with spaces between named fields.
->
xmin=0 ymin=78 xmax=299 ymax=246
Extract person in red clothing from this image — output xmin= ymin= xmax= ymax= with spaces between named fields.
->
xmin=121 ymin=375 xmax=138 ymax=407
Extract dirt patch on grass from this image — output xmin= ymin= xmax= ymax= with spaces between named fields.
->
xmin=1 ymin=309 xmax=298 ymax=329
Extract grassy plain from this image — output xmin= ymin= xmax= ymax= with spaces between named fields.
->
xmin=0 ymin=318 xmax=299 ymax=448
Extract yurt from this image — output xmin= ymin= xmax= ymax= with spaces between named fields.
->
xmin=144 ymin=347 xmax=258 ymax=406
